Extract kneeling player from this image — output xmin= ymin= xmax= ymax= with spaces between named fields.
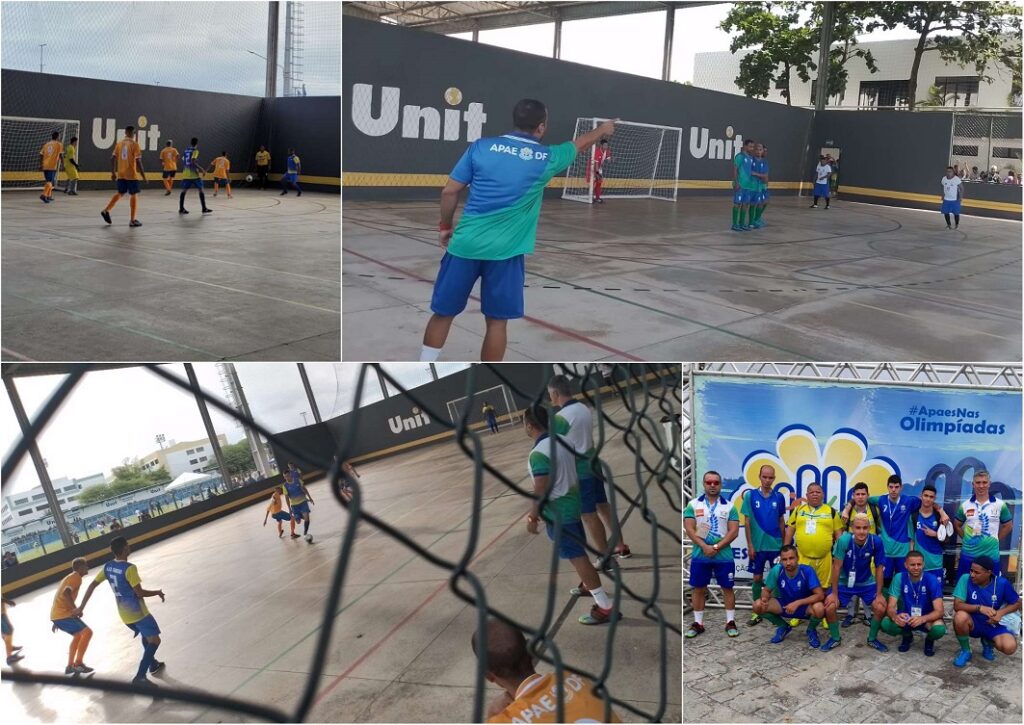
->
xmin=952 ymin=555 xmax=1021 ymax=667
xmin=827 ymin=514 xmax=888 ymax=651
xmin=881 ymin=551 xmax=945 ymax=656
xmin=753 ymin=545 xmax=839 ymax=650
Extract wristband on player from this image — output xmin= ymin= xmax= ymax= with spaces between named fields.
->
xmin=439 ymin=222 xmax=453 ymax=232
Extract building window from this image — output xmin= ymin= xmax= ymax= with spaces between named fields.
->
xmin=32 ymin=493 xmax=46 ymax=500
xmin=934 ymin=76 xmax=980 ymax=107
xmin=993 ymin=146 xmax=1022 ymax=159
xmin=197 ymin=446 xmax=205 ymax=452
xmin=199 ymin=456 xmax=208 ymax=462
xmin=859 ymin=80 xmax=910 ymax=108
xmin=186 ymin=448 xmax=195 ymax=455
xmin=953 ymin=144 xmax=980 ymax=156
xmin=189 ymin=458 xmax=199 ymax=465
xmin=18 ymin=508 xmax=32 ymax=516
xmin=14 ymin=498 xmax=28 ymax=505
xmin=810 ymin=79 xmax=845 ymax=105
xmin=35 ymin=505 xmax=50 ymax=512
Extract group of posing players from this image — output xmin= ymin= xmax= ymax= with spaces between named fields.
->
xmin=731 ymin=138 xmax=771 ymax=231
xmin=36 ymin=126 xmax=304 ymax=227
xmin=685 ymin=466 xmax=1020 ymax=667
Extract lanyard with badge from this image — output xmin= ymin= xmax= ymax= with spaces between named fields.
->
xmin=847 ymin=539 xmax=865 ymax=588
xmin=885 ymin=496 xmax=899 ymax=534
xmin=696 ymin=498 xmax=717 ymax=540
xmin=803 ymin=506 xmax=817 ymax=535
xmin=907 ymin=577 xmax=926 ymax=618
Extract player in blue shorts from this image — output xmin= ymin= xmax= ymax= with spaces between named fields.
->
xmin=940 ymin=166 xmax=963 ymax=229
xmin=2 ymin=595 xmax=24 ymax=665
xmin=419 ymin=100 xmax=617 ymax=362
xmin=753 ymin=545 xmax=840 ymax=649
xmin=50 ymin=557 xmax=95 ymax=675
xmin=952 ymin=555 xmax=1021 ymax=667
xmin=684 ymin=470 xmax=740 ymax=638
xmin=741 ymin=464 xmax=787 ymax=625
xmin=880 ymin=551 xmax=946 ymax=656
xmin=280 ymin=148 xmax=302 ymax=196
xmin=749 ymin=143 xmax=770 ymax=228
xmin=870 ymin=474 xmax=950 ymax=587
xmin=283 ymin=462 xmax=315 ymax=540
xmin=179 ymin=137 xmax=212 ymax=215
xmin=810 ymin=155 xmax=832 ymax=209
xmin=80 ymin=536 xmax=166 ymax=687
xmin=731 ymin=138 xmax=757 ymax=231
xmin=826 ymin=514 xmax=888 ymax=651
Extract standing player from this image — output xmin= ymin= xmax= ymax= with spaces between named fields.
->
xmin=940 ymin=166 xmax=963 ymax=229
xmin=838 ymin=483 xmax=881 ymax=627
xmin=880 ymin=550 xmax=946 ymax=656
xmin=482 ymin=401 xmax=500 ymax=434
xmin=523 ymin=405 xmax=619 ymax=625
xmin=79 ymin=537 xmax=166 ymax=687
xmin=1 ymin=595 xmax=24 ymax=665
xmin=101 ymin=125 xmax=147 ymax=227
xmin=263 ymin=488 xmax=294 ymax=538
xmin=869 ymin=474 xmax=950 ymax=587
xmin=159 ymin=140 xmax=179 ymax=195
xmin=951 ymin=556 xmax=1020 ymax=666
xmin=752 ymin=545 xmax=839 ymax=650
xmin=741 ymin=464 xmax=787 ymax=625
xmin=826 ymin=514 xmax=888 ymax=651
xmin=50 ymin=557 xmax=95 ymax=675
xmin=684 ymin=470 xmax=740 ymax=638
xmin=39 ymin=130 xmax=64 ymax=204
xmin=64 ymin=136 xmax=80 ymax=195
xmin=283 ymin=462 xmax=314 ymax=541
xmin=809 ymin=155 xmax=831 ymax=209
xmin=731 ymin=138 xmax=757 ymax=231
xmin=211 ymin=151 xmax=233 ymax=198
xmin=593 ymin=138 xmax=611 ymax=204
xmin=280 ymin=148 xmax=302 ymax=196
xmin=178 ymin=137 xmax=212 ymax=215
xmin=749 ymin=143 xmax=769 ymax=228
xmin=910 ymin=484 xmax=952 ymax=582
xmin=255 ymin=145 xmax=271 ymax=189
xmin=953 ymin=469 xmax=1012 ymax=578
xmin=419 ymin=100 xmax=617 ymax=363
xmin=784 ymin=482 xmax=840 ymax=590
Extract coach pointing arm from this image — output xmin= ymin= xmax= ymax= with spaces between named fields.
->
xmin=573 ymin=119 xmax=619 ymax=153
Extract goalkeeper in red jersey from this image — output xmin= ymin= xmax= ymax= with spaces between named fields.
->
xmin=593 ymin=139 xmax=612 ymax=203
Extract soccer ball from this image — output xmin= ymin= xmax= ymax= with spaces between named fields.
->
xmin=304 ymin=534 xmax=313 ymax=543
xmin=245 ymin=174 xmax=254 ymax=183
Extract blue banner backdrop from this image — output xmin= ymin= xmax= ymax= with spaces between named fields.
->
xmin=693 ymin=375 xmax=1022 ymax=580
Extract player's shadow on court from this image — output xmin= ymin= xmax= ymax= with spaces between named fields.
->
xmin=8 ymin=680 xmax=59 ymax=722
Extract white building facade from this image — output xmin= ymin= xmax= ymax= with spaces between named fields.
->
xmin=1 ymin=473 xmax=104 ymax=527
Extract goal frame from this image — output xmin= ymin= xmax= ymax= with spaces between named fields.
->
xmin=562 ymin=117 xmax=683 ymax=204
xmin=445 ymin=384 xmax=521 ymax=430
xmin=1 ymin=115 xmax=81 ymax=191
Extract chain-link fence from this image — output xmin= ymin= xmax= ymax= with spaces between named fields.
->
xmin=2 ymin=363 xmax=681 ymax=723
xmin=950 ymin=112 xmax=1023 ymax=181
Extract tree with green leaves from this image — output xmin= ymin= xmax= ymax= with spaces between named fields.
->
xmin=220 ymin=441 xmax=256 ymax=474
xmin=866 ymin=2 xmax=1022 ymax=109
xmin=78 ymin=460 xmax=171 ymax=506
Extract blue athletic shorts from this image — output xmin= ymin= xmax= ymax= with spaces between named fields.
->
xmin=430 ymin=252 xmax=526 ymax=319
xmin=180 ymin=178 xmax=204 ymax=190
xmin=1 ymin=613 xmax=10 ymax=636
xmin=941 ymin=199 xmax=962 ymax=214
xmin=761 ymin=188 xmax=770 ymax=202
xmin=733 ymin=188 xmax=756 ymax=205
xmin=116 ymin=179 xmax=140 ymax=195
xmin=214 ymin=177 xmax=229 ymax=185
xmin=127 ymin=613 xmax=160 ymax=638
xmin=52 ymin=617 xmax=88 ymax=635
xmin=690 ymin=559 xmax=736 ymax=589
xmin=43 ymin=170 xmax=57 ymax=183
xmin=777 ymin=602 xmax=811 ymax=620
xmin=748 ymin=550 xmax=780 ymax=577
xmin=545 ymin=520 xmax=587 ymax=560
xmin=837 ymin=584 xmax=878 ymax=607
xmin=968 ymin=613 xmax=1011 ymax=640
xmin=162 ymin=170 xmax=176 ymax=178
xmin=884 ymin=555 xmax=906 ymax=580
xmin=283 ymin=173 xmax=298 ymax=183
xmin=578 ymin=476 xmax=608 ymax=514
xmin=291 ymin=502 xmax=310 ymax=520
xmin=271 ymin=511 xmax=292 ymax=522
xmin=957 ymin=554 xmax=1000 ymax=580
xmin=814 ymin=182 xmax=831 ymax=199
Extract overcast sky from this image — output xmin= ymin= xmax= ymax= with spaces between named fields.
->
xmin=0 ymin=0 xmax=340 ymax=96
xmin=1 ymin=363 xmax=466 ymax=494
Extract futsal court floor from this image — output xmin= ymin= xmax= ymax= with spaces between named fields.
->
xmin=1 ymin=395 xmax=681 ymax=722
xmin=342 ymin=195 xmax=1022 ymax=361
xmin=1 ymin=188 xmax=340 ymax=361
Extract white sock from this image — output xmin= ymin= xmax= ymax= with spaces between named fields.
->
xmin=726 ymin=609 xmax=735 ymax=623
xmin=694 ymin=610 xmax=704 ymax=625
xmin=419 ymin=345 xmax=442 ymax=362
xmin=591 ymin=586 xmax=611 ymax=609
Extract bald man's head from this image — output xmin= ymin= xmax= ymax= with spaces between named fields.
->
xmin=471 ymin=618 xmax=535 ymax=682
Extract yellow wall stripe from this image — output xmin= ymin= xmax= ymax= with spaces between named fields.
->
xmin=2 ymin=171 xmax=340 ymax=186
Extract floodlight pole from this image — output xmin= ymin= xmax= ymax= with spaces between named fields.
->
xmin=296 ymin=363 xmax=322 ymax=423
xmin=3 ymin=374 xmax=74 ymax=549
xmin=266 ymin=2 xmax=279 ymax=97
xmin=185 ymin=364 xmax=234 ymax=492
xmin=662 ymin=5 xmax=675 ymax=81
xmin=814 ymin=1 xmax=835 ymax=110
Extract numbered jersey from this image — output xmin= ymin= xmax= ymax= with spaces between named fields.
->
xmin=94 ymin=560 xmax=149 ymax=624
xmin=890 ymin=571 xmax=942 ymax=616
xmin=765 ymin=562 xmax=820 ymax=606
xmin=112 ymin=138 xmax=141 ymax=180
xmin=832 ymin=532 xmax=885 ymax=588
xmin=487 ymin=672 xmax=621 ymax=723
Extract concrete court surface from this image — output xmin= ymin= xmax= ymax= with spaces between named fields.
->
xmin=1 ymin=188 xmax=340 ymax=362
xmin=342 ymin=196 xmax=1022 ymax=362
xmin=684 ymin=607 xmax=1022 ymax=723
xmin=0 ymin=398 xmax=682 ymax=722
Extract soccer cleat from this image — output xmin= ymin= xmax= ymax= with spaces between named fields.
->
xmin=164 ymin=190 xmax=171 ymax=196
xmin=11 ymin=646 xmax=22 ymax=653
xmin=179 ymin=208 xmax=189 ymax=214
xmin=40 ymin=194 xmax=49 ymax=203
xmin=809 ymin=204 xmax=818 ymax=208
xmin=946 ymin=224 xmax=952 ymax=230
xmin=149 ymin=660 xmax=165 ymax=675
xmin=132 ymin=676 xmax=159 ymax=690
xmin=770 ymin=624 xmax=792 ymax=644
xmin=981 ymin=639 xmax=995 ymax=661
xmin=824 ymin=205 xmax=830 ymax=210
xmin=923 ymin=639 xmax=935 ymax=657
xmin=866 ymin=638 xmax=888 ymax=652
xmin=615 ymin=545 xmax=632 ymax=559
xmin=841 ymin=613 xmax=856 ymax=628
xmin=594 ymin=198 xmax=604 ymax=204
xmin=280 ymin=191 xmax=288 ymax=195
xmin=953 ymin=649 xmax=972 ymax=667
xmin=75 ymin=663 xmax=95 ymax=675
xmin=65 ymin=665 xmax=80 ymax=676
xmin=806 ymin=628 xmax=820 ymax=649
xmin=820 ymin=638 xmax=842 ymax=652
xmin=899 ymin=635 xmax=913 ymax=652
xmin=739 ymin=225 xmax=752 ymax=231
xmin=570 ymin=582 xmax=593 ymax=597
xmin=101 ymin=211 xmax=112 ymax=224
xmin=297 ymin=190 xmax=301 ymax=196
xmin=731 ymin=225 xmax=744 ymax=232
xmin=290 ymin=533 xmax=301 ymax=539
xmin=593 ymin=556 xmax=614 ymax=573
xmin=955 ymin=223 xmax=959 ymax=229
xmin=6 ymin=654 xmax=24 ymax=665
xmin=578 ymin=604 xmax=622 ymax=626
xmin=202 ymin=208 xmax=213 ymax=213
xmin=725 ymin=621 xmax=739 ymax=638
xmin=749 ymin=612 xmax=762 ymax=626
xmin=129 ymin=220 xmax=142 ymax=227
xmin=685 ymin=622 xmax=705 ymax=639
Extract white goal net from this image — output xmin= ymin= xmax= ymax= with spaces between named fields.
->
xmin=563 ymin=118 xmax=681 ymax=203
xmin=1 ymin=116 xmax=81 ymax=190
xmin=446 ymin=384 xmax=521 ymax=430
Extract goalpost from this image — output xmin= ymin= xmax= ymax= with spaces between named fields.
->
xmin=562 ymin=118 xmax=682 ymax=203
xmin=1 ymin=116 xmax=81 ymax=190
xmin=446 ymin=384 xmax=522 ymax=430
